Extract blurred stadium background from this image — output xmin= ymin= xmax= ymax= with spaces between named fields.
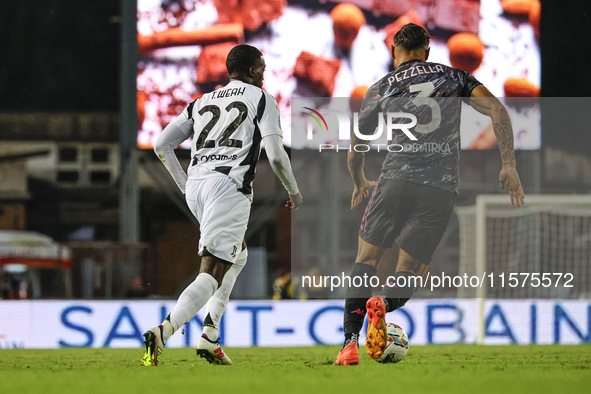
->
xmin=0 ymin=0 xmax=590 ymax=349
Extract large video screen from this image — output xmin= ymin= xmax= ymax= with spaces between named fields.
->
xmin=137 ymin=0 xmax=541 ymax=150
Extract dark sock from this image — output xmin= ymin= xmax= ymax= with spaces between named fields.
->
xmin=382 ymin=271 xmax=418 ymax=312
xmin=344 ymin=333 xmax=359 ymax=346
xmin=343 ymin=263 xmax=377 ymax=336
xmin=383 ymin=297 xmax=408 ymax=312
xmin=203 ymin=313 xmax=214 ymax=327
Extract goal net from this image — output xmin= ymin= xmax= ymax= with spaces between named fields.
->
xmin=456 ymin=195 xmax=591 ymax=342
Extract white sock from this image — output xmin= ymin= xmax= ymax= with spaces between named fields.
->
xmin=161 ymin=320 xmax=174 ymax=343
xmin=168 ymin=273 xmax=218 ymax=333
xmin=203 ymin=325 xmax=219 ymax=341
xmin=203 ymin=249 xmax=247 ymax=338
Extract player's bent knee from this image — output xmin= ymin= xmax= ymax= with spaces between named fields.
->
xmin=355 ymin=258 xmax=379 ymax=268
xmin=200 ymin=253 xmax=233 ymax=285
xmin=396 ymin=260 xmax=424 ymax=275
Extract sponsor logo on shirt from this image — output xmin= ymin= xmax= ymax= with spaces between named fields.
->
xmin=192 ymin=154 xmax=238 ymax=165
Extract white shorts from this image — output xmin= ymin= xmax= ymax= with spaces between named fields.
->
xmin=185 ymin=176 xmax=251 ymax=263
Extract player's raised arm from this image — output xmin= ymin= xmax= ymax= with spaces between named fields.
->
xmin=348 ymin=83 xmax=380 ymax=209
xmin=264 ymin=134 xmax=302 ymax=210
xmin=469 ymin=85 xmax=525 ymax=207
xmin=153 ymin=104 xmax=195 ymax=194
xmin=258 ymin=92 xmax=302 ymax=210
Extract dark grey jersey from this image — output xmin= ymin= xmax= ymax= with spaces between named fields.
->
xmin=358 ymin=59 xmax=481 ymax=193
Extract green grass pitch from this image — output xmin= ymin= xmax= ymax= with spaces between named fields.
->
xmin=1 ymin=345 xmax=590 ymax=394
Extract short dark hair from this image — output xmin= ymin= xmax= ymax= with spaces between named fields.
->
xmin=394 ymin=23 xmax=430 ymax=52
xmin=226 ymin=44 xmax=263 ymax=76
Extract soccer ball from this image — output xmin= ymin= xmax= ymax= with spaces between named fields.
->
xmin=376 ymin=323 xmax=409 ymax=363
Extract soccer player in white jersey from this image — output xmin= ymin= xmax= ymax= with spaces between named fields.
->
xmin=141 ymin=44 xmax=302 ymax=366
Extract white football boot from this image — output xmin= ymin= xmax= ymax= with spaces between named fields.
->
xmin=196 ymin=334 xmax=232 ymax=365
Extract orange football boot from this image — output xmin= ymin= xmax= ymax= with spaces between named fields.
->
xmin=333 ymin=341 xmax=359 ymax=365
xmin=365 ymin=296 xmax=388 ymax=359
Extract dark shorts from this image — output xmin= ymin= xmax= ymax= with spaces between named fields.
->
xmin=359 ymin=178 xmax=455 ymax=264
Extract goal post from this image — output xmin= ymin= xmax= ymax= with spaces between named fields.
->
xmin=457 ymin=194 xmax=591 ymax=344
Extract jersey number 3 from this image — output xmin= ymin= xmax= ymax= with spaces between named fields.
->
xmin=409 ymin=82 xmax=442 ymax=134
xmin=194 ymin=102 xmax=248 ymax=151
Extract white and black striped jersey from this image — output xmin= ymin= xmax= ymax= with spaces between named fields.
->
xmin=169 ymin=80 xmax=283 ymax=195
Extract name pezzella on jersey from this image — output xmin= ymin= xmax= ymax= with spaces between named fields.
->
xmin=388 ymin=64 xmax=445 ymax=85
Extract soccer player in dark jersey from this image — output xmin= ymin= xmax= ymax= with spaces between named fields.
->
xmin=334 ymin=23 xmax=525 ymax=365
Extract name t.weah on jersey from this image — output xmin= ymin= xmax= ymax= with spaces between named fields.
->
xmin=211 ymin=86 xmax=247 ymax=99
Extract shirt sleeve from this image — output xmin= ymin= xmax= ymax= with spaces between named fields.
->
xmin=357 ymin=81 xmax=382 ymax=137
xmin=257 ymin=91 xmax=284 ymax=138
xmin=263 ymin=134 xmax=299 ymax=195
xmin=168 ymin=100 xmax=197 ymax=136
xmin=457 ymin=69 xmax=482 ymax=98
xmin=153 ymin=102 xmax=196 ymax=194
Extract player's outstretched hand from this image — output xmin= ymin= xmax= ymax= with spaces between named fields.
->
xmin=351 ymin=180 xmax=375 ymax=209
xmin=499 ymin=166 xmax=525 ymax=207
xmin=286 ymin=192 xmax=303 ymax=210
